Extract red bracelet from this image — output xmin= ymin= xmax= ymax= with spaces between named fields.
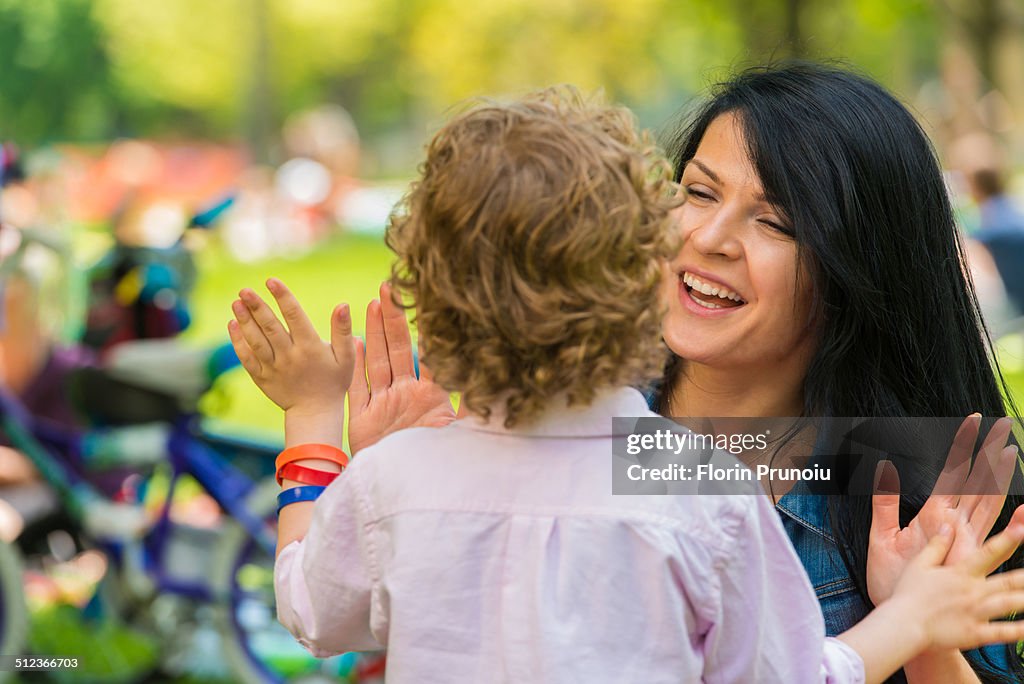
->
xmin=275 ymin=444 xmax=350 ymax=478
xmin=277 ymin=462 xmax=342 ymax=487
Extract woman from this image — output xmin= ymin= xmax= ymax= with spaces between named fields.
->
xmin=656 ymin=62 xmax=1024 ymax=683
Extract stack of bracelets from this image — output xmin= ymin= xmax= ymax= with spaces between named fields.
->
xmin=275 ymin=444 xmax=350 ymax=514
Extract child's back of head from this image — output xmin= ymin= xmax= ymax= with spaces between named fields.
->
xmin=387 ymin=87 xmax=679 ymax=427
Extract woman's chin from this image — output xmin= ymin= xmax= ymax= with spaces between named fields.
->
xmin=662 ymin=336 xmax=734 ymax=368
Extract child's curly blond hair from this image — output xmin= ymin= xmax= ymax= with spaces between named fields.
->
xmin=387 ymin=86 xmax=681 ymax=427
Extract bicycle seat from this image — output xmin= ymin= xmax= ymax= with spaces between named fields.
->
xmin=69 ymin=340 xmax=239 ymax=426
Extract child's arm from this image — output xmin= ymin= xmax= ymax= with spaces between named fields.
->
xmin=709 ymin=494 xmax=1024 ymax=684
xmin=839 ymin=513 xmax=1024 ymax=683
xmin=227 ymin=278 xmax=354 ymax=557
xmin=273 ymin=463 xmax=383 ymax=656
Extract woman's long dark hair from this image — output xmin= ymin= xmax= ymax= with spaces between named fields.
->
xmin=661 ymin=62 xmax=1024 ymax=683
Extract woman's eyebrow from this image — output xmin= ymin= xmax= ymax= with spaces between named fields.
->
xmin=686 ymin=158 xmax=719 ymax=184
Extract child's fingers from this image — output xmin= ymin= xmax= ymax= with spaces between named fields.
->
xmin=871 ymin=461 xmax=901 ymax=540
xmin=912 ymin=520 xmax=955 ymax=569
xmin=966 ymin=516 xmax=1024 ymax=576
xmin=980 ymin=567 xmax=1024 ymax=620
xmin=364 ymin=299 xmax=392 ymax=393
xmin=240 ymin=288 xmax=292 ymax=354
xmin=349 ymin=338 xmax=370 ymax=413
xmin=330 ymin=303 xmax=354 ymax=369
xmin=380 ymin=282 xmax=416 ymax=379
xmin=232 ymin=299 xmax=274 ymax=364
xmin=227 ymin=320 xmax=262 ymax=377
xmin=973 ymin=620 xmax=1024 ymax=649
xmin=980 ymin=582 xmax=1024 ymax=621
xmin=266 ymin=278 xmax=319 ymax=344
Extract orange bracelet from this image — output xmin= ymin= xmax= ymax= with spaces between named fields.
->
xmin=275 ymin=444 xmax=350 ymax=483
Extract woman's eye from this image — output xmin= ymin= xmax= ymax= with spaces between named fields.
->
xmin=685 ymin=186 xmax=714 ymax=201
xmin=759 ymin=218 xmax=795 ymax=237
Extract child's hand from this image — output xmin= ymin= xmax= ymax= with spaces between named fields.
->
xmin=867 ymin=415 xmax=1018 ymax=606
xmin=347 ymin=282 xmax=456 ymax=455
xmin=887 ymin=512 xmax=1024 ymax=653
xmin=228 ymin=278 xmax=354 ymax=423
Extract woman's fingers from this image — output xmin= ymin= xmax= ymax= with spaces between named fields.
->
xmin=232 ymin=299 xmax=274 ymax=364
xmin=266 ymin=278 xmax=319 ymax=344
xmin=871 ymin=461 xmax=902 ymax=540
xmin=240 ymin=288 xmax=291 ymax=354
xmin=364 ymin=299 xmax=392 ymax=393
xmin=931 ymin=413 xmax=979 ymax=498
xmin=349 ymin=337 xmax=370 ymax=413
xmin=960 ymin=418 xmax=1014 ymax=521
xmin=380 ymin=282 xmax=416 ymax=379
xmin=966 ymin=445 xmax=1021 ymax=544
xmin=227 ymin=319 xmax=261 ymax=377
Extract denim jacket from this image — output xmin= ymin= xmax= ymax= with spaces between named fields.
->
xmin=775 ymin=493 xmax=869 ymax=636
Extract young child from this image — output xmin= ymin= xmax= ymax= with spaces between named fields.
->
xmin=228 ymin=89 xmax=1024 ymax=683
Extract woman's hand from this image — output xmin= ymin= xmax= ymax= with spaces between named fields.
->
xmin=868 ymin=415 xmax=1021 ymax=606
xmin=228 ymin=278 xmax=354 ymax=446
xmin=347 ymin=282 xmax=456 ymax=456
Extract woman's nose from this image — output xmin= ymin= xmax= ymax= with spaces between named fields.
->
xmin=683 ymin=206 xmax=742 ymax=259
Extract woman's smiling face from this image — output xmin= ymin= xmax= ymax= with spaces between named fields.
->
xmin=662 ymin=111 xmax=817 ymax=372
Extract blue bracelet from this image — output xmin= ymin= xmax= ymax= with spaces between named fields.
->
xmin=277 ymin=485 xmax=327 ymax=514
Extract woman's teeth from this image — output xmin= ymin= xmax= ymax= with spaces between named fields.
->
xmin=682 ymin=272 xmax=746 ymax=304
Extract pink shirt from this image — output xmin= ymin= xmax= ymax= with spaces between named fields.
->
xmin=275 ymin=387 xmax=864 ymax=683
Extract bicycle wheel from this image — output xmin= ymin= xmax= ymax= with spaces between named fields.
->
xmin=0 ymin=540 xmax=27 ymax=683
xmin=211 ymin=478 xmax=385 ymax=683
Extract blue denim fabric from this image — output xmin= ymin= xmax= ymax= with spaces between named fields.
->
xmin=775 ymin=493 xmax=869 ymax=637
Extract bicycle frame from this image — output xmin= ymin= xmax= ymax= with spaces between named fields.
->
xmin=0 ymin=383 xmax=278 ymax=602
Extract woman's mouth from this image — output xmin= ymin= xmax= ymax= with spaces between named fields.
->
xmin=681 ymin=272 xmax=746 ymax=310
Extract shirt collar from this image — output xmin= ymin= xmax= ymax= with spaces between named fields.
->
xmin=453 ymin=386 xmax=651 ymax=438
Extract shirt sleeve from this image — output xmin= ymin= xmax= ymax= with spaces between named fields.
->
xmin=702 ymin=494 xmax=865 ymax=684
xmin=274 ymin=463 xmax=384 ymax=656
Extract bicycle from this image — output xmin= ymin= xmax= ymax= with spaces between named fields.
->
xmin=0 ymin=339 xmax=385 ymax=682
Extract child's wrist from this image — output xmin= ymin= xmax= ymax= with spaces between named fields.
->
xmin=284 ymin=404 xmax=345 ymax=449
xmin=879 ymin=594 xmax=931 ymax=657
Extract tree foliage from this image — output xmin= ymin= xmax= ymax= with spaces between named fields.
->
xmin=0 ymin=0 xmax=958 ymax=152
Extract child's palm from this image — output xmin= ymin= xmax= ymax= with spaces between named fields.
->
xmin=228 ymin=279 xmax=354 ymax=413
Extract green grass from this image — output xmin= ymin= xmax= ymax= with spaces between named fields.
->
xmin=183 ymin=232 xmax=394 ymax=439
xmin=996 ymin=332 xmax=1024 ymax=413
